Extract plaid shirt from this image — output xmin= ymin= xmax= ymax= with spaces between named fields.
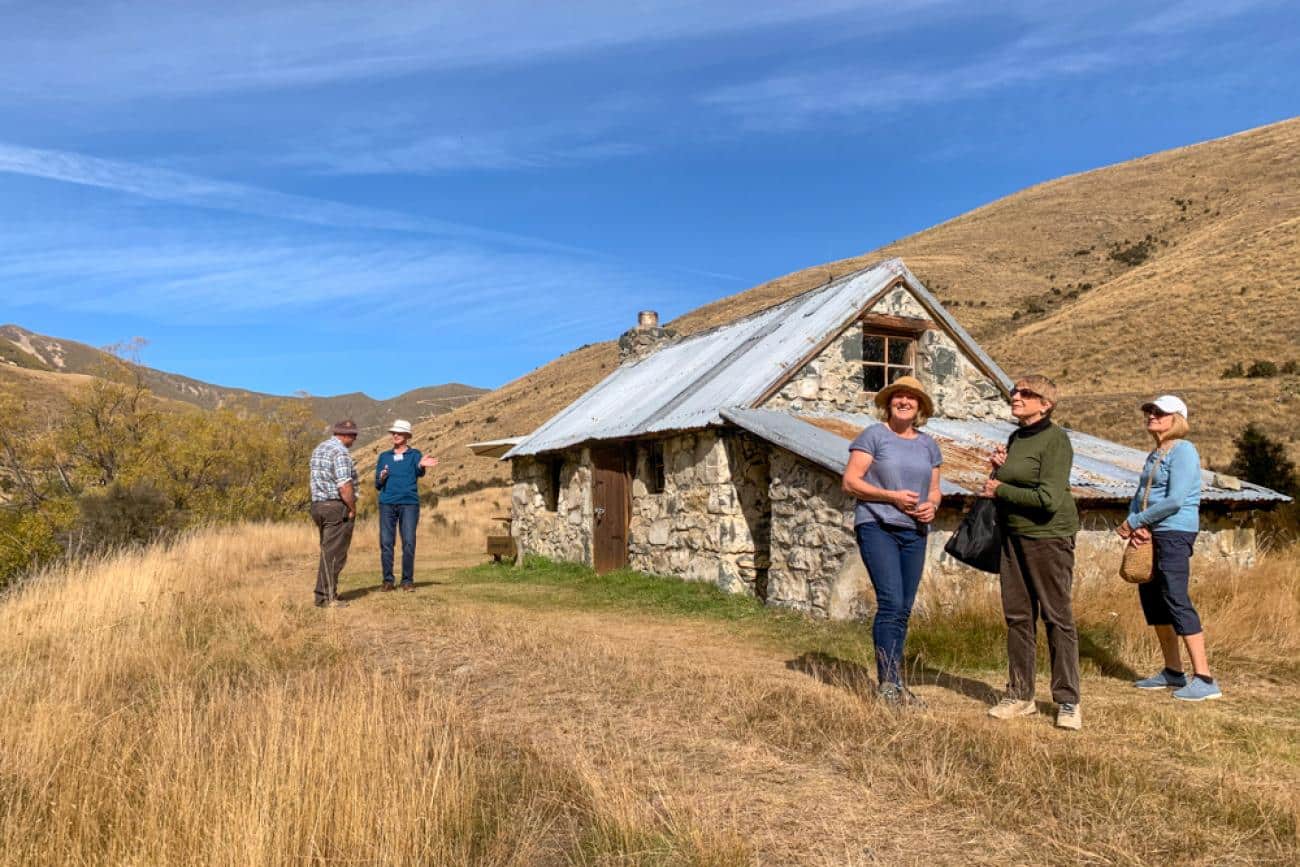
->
xmin=309 ymin=437 xmax=358 ymax=503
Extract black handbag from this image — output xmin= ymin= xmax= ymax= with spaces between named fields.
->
xmin=943 ymin=498 xmax=1002 ymax=574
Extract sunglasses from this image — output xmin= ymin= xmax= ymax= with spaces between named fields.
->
xmin=1009 ymin=387 xmax=1042 ymax=401
xmin=1143 ymin=408 xmax=1170 ymax=418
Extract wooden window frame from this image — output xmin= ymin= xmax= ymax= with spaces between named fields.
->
xmin=644 ymin=440 xmax=666 ymax=495
xmin=861 ymin=315 xmax=928 ymax=395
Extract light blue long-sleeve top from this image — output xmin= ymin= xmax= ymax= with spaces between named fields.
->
xmin=1127 ymin=439 xmax=1202 ymax=533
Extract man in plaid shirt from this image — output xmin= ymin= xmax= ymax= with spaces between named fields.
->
xmin=309 ymin=420 xmax=360 ymax=607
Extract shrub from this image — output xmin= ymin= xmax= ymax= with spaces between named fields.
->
xmin=1246 ymin=360 xmax=1279 ymax=378
xmin=1221 ymin=362 xmax=1245 ymax=378
xmin=1230 ymin=424 xmax=1298 ymax=496
xmin=1283 ymin=360 xmax=1299 ymax=375
xmin=72 ymin=482 xmax=181 ymax=553
xmin=1108 ymin=238 xmax=1155 ymax=267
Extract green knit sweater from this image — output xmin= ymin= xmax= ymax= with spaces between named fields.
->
xmin=994 ymin=417 xmax=1080 ymax=538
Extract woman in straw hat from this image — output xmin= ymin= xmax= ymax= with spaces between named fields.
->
xmin=841 ymin=375 xmax=943 ymax=707
xmin=375 ymin=419 xmax=438 ymax=592
xmin=1117 ymin=395 xmax=1220 ymax=701
xmin=982 ymin=374 xmax=1083 ymax=731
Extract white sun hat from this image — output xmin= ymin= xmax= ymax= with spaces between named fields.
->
xmin=1141 ymin=395 xmax=1188 ymax=419
xmin=387 ymin=419 xmax=414 ymax=435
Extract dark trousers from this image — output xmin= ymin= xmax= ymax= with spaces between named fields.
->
xmin=311 ymin=500 xmax=354 ymax=604
xmin=856 ymin=522 xmax=928 ymax=686
xmin=1139 ymin=531 xmax=1203 ymax=635
xmin=999 ymin=534 xmax=1080 ymax=705
xmin=379 ymin=503 xmax=420 ymax=585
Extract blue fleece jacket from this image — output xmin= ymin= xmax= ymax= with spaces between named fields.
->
xmin=1128 ymin=440 xmax=1201 ymax=534
xmin=375 ymin=448 xmax=426 ymax=505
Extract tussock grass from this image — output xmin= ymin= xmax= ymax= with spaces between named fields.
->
xmin=0 ymin=525 xmax=748 ymax=866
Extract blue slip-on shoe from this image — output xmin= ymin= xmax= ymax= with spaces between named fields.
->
xmin=1134 ymin=669 xmax=1187 ymax=690
xmin=1173 ymin=676 xmax=1222 ymax=702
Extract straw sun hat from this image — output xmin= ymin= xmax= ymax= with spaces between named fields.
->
xmin=872 ymin=375 xmax=935 ymax=419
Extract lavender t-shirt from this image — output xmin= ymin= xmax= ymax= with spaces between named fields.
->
xmin=849 ymin=424 xmax=943 ymax=529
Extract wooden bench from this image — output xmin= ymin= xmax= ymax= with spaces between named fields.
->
xmin=486 ymin=516 xmax=516 ymax=563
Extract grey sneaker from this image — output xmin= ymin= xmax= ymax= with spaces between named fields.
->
xmin=1134 ymin=669 xmax=1187 ymax=690
xmin=1055 ymin=703 xmax=1082 ymax=731
xmin=1173 ymin=676 xmax=1222 ymax=702
xmin=876 ymin=682 xmax=903 ymax=707
xmin=987 ymin=697 xmax=1037 ymax=720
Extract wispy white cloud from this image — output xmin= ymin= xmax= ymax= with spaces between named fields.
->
xmin=0 ymin=141 xmax=582 ymax=252
xmin=1133 ymin=0 xmax=1275 ymax=34
xmin=0 ymin=1 xmax=935 ymax=102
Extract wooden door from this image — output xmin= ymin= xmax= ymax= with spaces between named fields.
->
xmin=591 ymin=446 xmax=630 ymax=573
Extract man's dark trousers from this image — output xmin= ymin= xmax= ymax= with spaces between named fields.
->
xmin=999 ymin=533 xmax=1080 ymax=704
xmin=379 ymin=503 xmax=420 ymax=585
xmin=311 ymin=500 xmax=354 ymax=604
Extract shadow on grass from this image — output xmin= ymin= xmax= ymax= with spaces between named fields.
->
xmin=339 ymin=579 xmax=447 ymax=601
xmin=787 ymin=650 xmax=1064 ymax=713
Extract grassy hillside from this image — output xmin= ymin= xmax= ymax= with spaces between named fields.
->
xmin=0 ymin=324 xmax=486 ymax=435
xmin=397 ymin=116 xmax=1299 ymax=492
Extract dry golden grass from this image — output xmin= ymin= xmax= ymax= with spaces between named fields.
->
xmin=385 ymin=116 xmax=1300 ymax=492
xmin=3 ymin=520 xmax=1296 ymax=864
xmin=0 ymin=525 xmax=747 ymax=866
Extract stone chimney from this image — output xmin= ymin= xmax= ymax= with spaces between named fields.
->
xmin=618 ymin=310 xmax=679 ymax=363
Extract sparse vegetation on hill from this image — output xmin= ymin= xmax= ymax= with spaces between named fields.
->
xmin=385 ymin=117 xmax=1299 ymax=494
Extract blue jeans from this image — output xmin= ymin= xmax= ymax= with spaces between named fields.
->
xmin=379 ymin=503 xmax=420 ymax=585
xmin=855 ymin=521 xmax=928 ymax=686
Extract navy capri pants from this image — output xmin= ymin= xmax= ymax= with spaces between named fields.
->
xmin=1138 ymin=530 xmax=1203 ymax=635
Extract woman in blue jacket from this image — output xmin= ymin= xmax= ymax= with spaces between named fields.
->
xmin=375 ymin=419 xmax=438 ymax=591
xmin=1117 ymin=395 xmax=1220 ymax=701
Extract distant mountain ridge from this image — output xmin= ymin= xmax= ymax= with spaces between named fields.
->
xmin=0 ymin=324 xmax=486 ymax=434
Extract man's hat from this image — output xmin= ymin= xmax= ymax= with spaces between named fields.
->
xmin=332 ymin=419 xmax=359 ymax=436
xmin=388 ymin=419 xmax=413 ymax=435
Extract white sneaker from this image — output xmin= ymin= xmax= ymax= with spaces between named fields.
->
xmin=1055 ymin=703 xmax=1082 ymax=731
xmin=987 ymin=697 xmax=1037 ymax=720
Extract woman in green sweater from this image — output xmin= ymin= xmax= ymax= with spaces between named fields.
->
xmin=981 ymin=374 xmax=1083 ymax=731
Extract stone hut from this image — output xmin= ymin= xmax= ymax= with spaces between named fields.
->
xmin=499 ymin=259 xmax=1289 ymax=620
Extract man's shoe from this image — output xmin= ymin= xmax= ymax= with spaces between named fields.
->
xmin=1134 ymin=669 xmax=1187 ymax=690
xmin=326 ymin=599 xmax=349 ymax=608
xmin=400 ymin=583 xmax=415 ymax=593
xmin=1173 ymin=676 xmax=1222 ymax=702
xmin=876 ymin=682 xmax=902 ymax=708
xmin=380 ymin=583 xmax=395 ymax=593
xmin=987 ymin=697 xmax=1037 ymax=720
xmin=1055 ymin=703 xmax=1082 ymax=731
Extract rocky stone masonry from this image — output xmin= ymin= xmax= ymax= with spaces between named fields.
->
xmin=627 ymin=431 xmax=771 ymax=595
xmin=512 ymin=452 xmax=593 ymax=566
xmin=618 ymin=325 xmax=679 ymax=364
xmin=767 ymin=287 xmax=1007 ymax=421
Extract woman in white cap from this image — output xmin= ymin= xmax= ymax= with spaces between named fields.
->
xmin=1117 ymin=395 xmax=1220 ymax=701
xmin=375 ymin=420 xmax=438 ymax=591
xmin=841 ymin=375 xmax=943 ymax=707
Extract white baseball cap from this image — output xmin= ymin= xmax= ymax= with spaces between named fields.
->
xmin=387 ymin=419 xmax=413 ymax=435
xmin=1141 ymin=395 xmax=1188 ymax=419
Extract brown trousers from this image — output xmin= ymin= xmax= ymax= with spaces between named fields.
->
xmin=311 ymin=500 xmax=354 ymax=604
xmin=999 ymin=534 xmax=1080 ymax=705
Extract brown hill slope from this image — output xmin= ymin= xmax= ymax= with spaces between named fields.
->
xmin=0 ymin=325 xmax=486 ymax=436
xmin=368 ymin=117 xmax=1300 ymax=491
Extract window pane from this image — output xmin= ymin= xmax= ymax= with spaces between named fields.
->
xmin=888 ymin=338 xmax=912 ymax=365
xmin=864 ymin=364 xmax=885 ymax=392
xmin=863 ymin=335 xmax=885 ymax=363
xmin=887 ymin=366 xmax=911 ymax=384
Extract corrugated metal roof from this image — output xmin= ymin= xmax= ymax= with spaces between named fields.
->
xmin=721 ymin=408 xmax=1289 ymax=506
xmin=506 ymin=258 xmax=1013 ymax=459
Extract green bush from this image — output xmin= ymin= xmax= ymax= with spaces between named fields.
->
xmin=72 ymin=482 xmax=181 ymax=553
xmin=1246 ymin=360 xmax=1279 ymax=378
xmin=1221 ymin=361 xmax=1245 ymax=379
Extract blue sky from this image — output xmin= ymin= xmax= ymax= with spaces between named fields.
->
xmin=0 ymin=1 xmax=1295 ymax=398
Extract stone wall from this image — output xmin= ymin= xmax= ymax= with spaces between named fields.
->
xmin=511 ymin=451 xmax=594 ymax=566
xmin=767 ymin=321 xmax=866 ymax=414
xmin=627 ymin=431 xmax=771 ymax=595
xmin=763 ymin=286 xmax=1008 ymax=421
xmin=766 ymin=448 xmax=864 ymax=619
